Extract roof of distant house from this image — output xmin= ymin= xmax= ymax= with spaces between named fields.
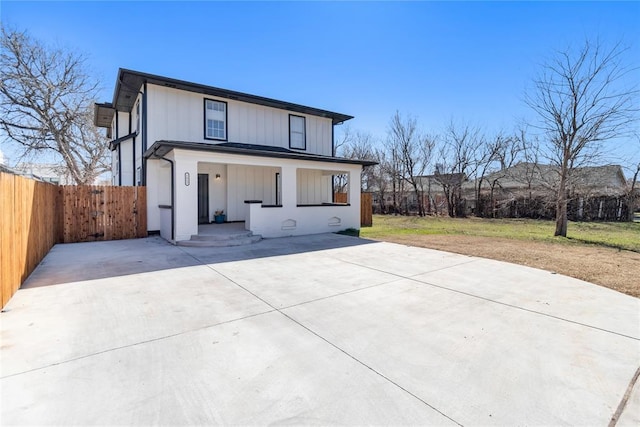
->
xmin=467 ymin=163 xmax=628 ymax=196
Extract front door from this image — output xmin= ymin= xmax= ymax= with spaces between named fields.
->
xmin=198 ymin=173 xmax=209 ymax=224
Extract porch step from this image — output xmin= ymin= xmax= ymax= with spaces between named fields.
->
xmin=176 ymin=233 xmax=262 ymax=247
xmin=189 ymin=230 xmax=254 ymax=241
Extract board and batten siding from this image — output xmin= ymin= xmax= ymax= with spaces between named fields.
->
xmin=297 ymin=169 xmax=332 ymax=205
xmin=145 ymin=84 xmax=334 ymax=156
xmin=226 ymin=165 xmax=280 ymax=221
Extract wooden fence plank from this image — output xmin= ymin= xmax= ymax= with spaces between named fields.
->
xmin=361 ymin=193 xmax=373 ymax=227
xmin=137 ymin=187 xmax=148 ymax=238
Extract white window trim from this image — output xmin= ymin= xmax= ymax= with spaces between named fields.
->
xmin=289 ymin=114 xmax=306 ymax=150
xmin=204 ymin=99 xmax=228 ymax=141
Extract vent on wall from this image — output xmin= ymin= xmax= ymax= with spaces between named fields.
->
xmin=328 ymin=216 xmax=341 ymax=226
xmin=281 ymin=219 xmax=296 ymax=230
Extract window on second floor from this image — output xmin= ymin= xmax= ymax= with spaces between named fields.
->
xmin=205 ymin=99 xmax=227 ymax=140
xmin=289 ymin=114 xmax=306 ymax=150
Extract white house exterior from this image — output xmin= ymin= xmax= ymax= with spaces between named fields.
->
xmin=94 ymin=69 xmax=373 ymax=242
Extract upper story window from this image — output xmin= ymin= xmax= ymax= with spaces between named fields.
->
xmin=205 ymin=99 xmax=227 ymax=140
xmin=289 ymin=114 xmax=306 ymax=150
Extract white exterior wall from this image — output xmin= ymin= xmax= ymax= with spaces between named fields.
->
xmin=163 ymin=148 xmax=361 ymax=241
xmin=297 ymin=169 xmax=332 ymax=204
xmin=116 ymin=111 xmax=130 ymax=138
xmin=119 ymin=140 xmax=135 ymax=186
xmin=145 ymin=84 xmax=334 ymax=156
xmin=226 ymin=165 xmax=279 ymax=221
xmin=111 ymin=149 xmax=119 ymax=185
xmin=146 ymin=158 xmax=168 ymax=235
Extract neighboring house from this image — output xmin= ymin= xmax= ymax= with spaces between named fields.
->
xmin=12 ymin=163 xmax=74 ymax=185
xmin=463 ymin=163 xmax=631 ymax=220
xmin=94 ymin=69 xmax=374 ymax=242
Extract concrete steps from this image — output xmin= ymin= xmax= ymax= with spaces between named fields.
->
xmin=176 ymin=230 xmax=262 ymax=247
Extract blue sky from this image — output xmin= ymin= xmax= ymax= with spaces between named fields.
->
xmin=1 ymin=1 xmax=639 ymax=169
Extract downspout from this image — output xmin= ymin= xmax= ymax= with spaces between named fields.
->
xmin=130 ymin=113 xmax=135 ymax=185
xmin=116 ymin=112 xmax=122 ymax=185
xmin=118 ymin=145 xmax=122 ymax=186
xmin=331 ymin=122 xmax=335 ymax=202
xmin=142 ymin=82 xmax=148 ymax=186
xmin=157 ymin=152 xmax=175 ymax=242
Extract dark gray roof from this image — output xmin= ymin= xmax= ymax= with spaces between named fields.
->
xmin=145 ymin=141 xmax=377 ymax=167
xmin=98 ymin=69 xmax=353 ymax=125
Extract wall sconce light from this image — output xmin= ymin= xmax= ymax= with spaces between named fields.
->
xmin=184 ymin=172 xmax=190 ymax=186
xmin=215 ymin=174 xmax=221 ymax=180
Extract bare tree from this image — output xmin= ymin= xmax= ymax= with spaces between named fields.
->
xmin=479 ymin=132 xmax=523 ymax=217
xmin=623 ymin=133 xmax=640 ymax=221
xmin=435 ymin=121 xmax=483 ymax=217
xmin=369 ymin=147 xmax=389 ymax=213
xmin=340 ymin=130 xmax=376 ymax=191
xmin=383 ymin=133 xmax=406 ymax=215
xmin=526 ymin=39 xmax=638 ymax=236
xmin=0 ymin=26 xmax=109 ymax=184
xmin=627 ymin=162 xmax=640 ymax=220
xmin=388 ymin=112 xmax=434 ymax=216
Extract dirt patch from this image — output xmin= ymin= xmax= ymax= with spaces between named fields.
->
xmin=372 ymin=235 xmax=640 ymax=298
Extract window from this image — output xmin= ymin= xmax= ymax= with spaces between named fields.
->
xmin=204 ymin=99 xmax=227 ymax=140
xmin=289 ymin=115 xmax=306 ymax=150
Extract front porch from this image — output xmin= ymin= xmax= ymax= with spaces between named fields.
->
xmin=147 ymin=145 xmax=366 ymax=242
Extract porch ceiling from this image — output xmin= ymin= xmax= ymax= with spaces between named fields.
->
xmin=144 ymin=141 xmax=378 ymax=166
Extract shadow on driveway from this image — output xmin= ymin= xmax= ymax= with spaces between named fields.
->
xmin=22 ymin=233 xmax=377 ymax=289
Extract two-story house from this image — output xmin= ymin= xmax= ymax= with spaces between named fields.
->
xmin=94 ymin=69 xmax=374 ymax=243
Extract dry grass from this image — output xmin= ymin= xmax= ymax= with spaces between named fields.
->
xmin=361 ymin=216 xmax=640 ymax=298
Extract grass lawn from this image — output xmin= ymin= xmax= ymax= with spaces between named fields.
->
xmin=361 ymin=215 xmax=640 ymax=297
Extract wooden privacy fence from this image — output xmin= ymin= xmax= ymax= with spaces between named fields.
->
xmin=60 ymin=185 xmax=147 ymax=243
xmin=360 ymin=193 xmax=373 ymax=226
xmin=334 ymin=192 xmax=373 ymax=227
xmin=1 ymin=172 xmax=60 ymax=308
xmin=0 ymin=171 xmax=147 ymax=308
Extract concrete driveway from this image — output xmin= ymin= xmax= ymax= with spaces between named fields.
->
xmin=1 ymin=234 xmax=638 ymax=425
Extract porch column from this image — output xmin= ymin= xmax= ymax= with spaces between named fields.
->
xmin=349 ymin=167 xmax=362 ymax=227
xmin=173 ymin=158 xmax=198 ymax=241
xmin=349 ymin=168 xmax=362 ymax=207
xmin=281 ymin=164 xmax=297 ymax=207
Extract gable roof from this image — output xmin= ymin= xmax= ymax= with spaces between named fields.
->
xmin=95 ymin=69 xmax=353 ymax=127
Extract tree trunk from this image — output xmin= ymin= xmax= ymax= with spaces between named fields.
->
xmin=554 ymin=174 xmax=568 ymax=236
xmin=413 ymin=185 xmax=424 ymax=217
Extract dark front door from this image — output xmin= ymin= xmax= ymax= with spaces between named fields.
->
xmin=198 ymin=173 xmax=209 ymax=224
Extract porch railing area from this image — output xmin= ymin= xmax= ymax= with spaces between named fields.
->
xmin=245 ymin=200 xmax=358 ymax=238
